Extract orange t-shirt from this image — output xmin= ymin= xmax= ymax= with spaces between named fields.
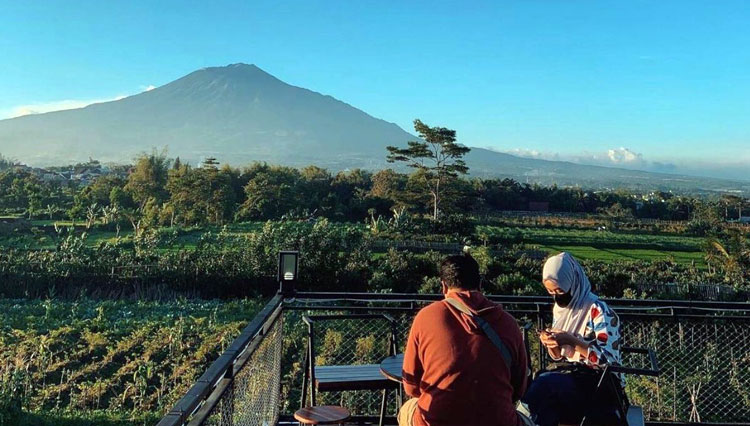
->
xmin=402 ymin=291 xmax=527 ymax=426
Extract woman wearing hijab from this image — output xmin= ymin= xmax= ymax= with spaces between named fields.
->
xmin=521 ymin=252 xmax=622 ymax=426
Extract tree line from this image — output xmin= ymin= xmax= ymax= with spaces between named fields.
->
xmin=1 ymin=153 xmax=748 ymax=226
xmin=1 ymin=118 xmax=748 ymax=228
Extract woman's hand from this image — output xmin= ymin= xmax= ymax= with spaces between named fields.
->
xmin=539 ymin=330 xmax=559 ymax=348
xmin=547 ymin=329 xmax=576 ymax=347
xmin=539 ymin=330 xmax=562 ymax=359
xmin=548 ymin=328 xmax=591 ymax=360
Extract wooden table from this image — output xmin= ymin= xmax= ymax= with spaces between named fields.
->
xmin=380 ymin=353 xmax=404 ymax=382
xmin=314 ymin=364 xmax=399 ymax=391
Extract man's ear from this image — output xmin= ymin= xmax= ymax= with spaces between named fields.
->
xmin=441 ymin=280 xmax=448 ymax=295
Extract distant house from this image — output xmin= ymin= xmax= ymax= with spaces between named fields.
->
xmin=40 ymin=171 xmax=66 ymax=182
xmin=528 ymin=201 xmax=550 ymax=212
xmin=740 ymin=216 xmax=750 ymax=224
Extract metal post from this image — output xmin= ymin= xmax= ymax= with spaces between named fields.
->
xmin=379 ymin=389 xmax=388 ymax=426
xmin=307 ymin=320 xmax=317 ymax=406
xmin=300 ymin=350 xmax=309 ymax=408
xmin=536 ymin=304 xmax=546 ymax=371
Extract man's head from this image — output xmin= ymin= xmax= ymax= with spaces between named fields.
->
xmin=439 ymin=253 xmax=481 ymax=294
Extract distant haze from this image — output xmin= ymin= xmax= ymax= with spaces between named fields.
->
xmin=0 ymin=64 xmax=748 ymax=195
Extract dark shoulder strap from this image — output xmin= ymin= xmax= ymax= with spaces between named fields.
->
xmin=444 ymin=298 xmax=514 ymax=374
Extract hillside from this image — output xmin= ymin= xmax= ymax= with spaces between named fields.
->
xmin=1 ymin=63 xmax=748 ymax=195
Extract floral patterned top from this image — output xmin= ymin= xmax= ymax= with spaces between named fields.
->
xmin=553 ymin=300 xmax=623 ymax=380
xmin=579 ymin=300 xmax=621 ymax=368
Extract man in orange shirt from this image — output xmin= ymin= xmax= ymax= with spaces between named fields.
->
xmin=399 ymin=254 xmax=528 ymax=426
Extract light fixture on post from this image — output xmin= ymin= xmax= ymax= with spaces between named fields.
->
xmin=278 ymin=250 xmax=299 ymax=295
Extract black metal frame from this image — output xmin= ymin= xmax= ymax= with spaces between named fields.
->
xmin=580 ymin=346 xmax=661 ymax=426
xmin=158 ymin=291 xmax=750 ymax=426
xmin=300 ymin=313 xmax=399 ymax=426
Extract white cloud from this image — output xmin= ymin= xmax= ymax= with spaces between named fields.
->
xmin=507 ymin=148 xmax=543 ymax=158
xmin=487 ymin=147 xmax=561 ymax=161
xmin=607 ymin=147 xmax=644 ymax=165
xmin=498 ymin=146 xmax=750 ymax=180
xmin=1 ymin=84 xmax=156 ymax=119
xmin=504 ymin=146 xmax=672 ymax=171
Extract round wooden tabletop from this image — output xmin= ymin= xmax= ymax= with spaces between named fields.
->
xmin=294 ymin=405 xmax=351 ymax=424
xmin=380 ymin=353 xmax=404 ymax=382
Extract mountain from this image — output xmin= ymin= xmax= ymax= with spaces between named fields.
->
xmin=1 ymin=63 xmax=748 ymax=195
xmin=0 ymin=64 xmax=412 ymax=169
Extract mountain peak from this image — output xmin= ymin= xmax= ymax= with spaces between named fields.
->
xmin=185 ymin=63 xmax=282 ymax=88
xmin=199 ymin=63 xmax=267 ymax=75
xmin=201 ymin=62 xmax=259 ymax=71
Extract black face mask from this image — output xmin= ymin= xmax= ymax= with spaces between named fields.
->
xmin=553 ymin=291 xmax=573 ymax=308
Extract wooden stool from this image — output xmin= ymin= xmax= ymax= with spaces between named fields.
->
xmin=294 ymin=405 xmax=350 ymax=425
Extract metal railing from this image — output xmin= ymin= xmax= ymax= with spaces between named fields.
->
xmin=160 ymin=292 xmax=750 ymax=425
xmin=156 ymin=295 xmax=283 ymax=426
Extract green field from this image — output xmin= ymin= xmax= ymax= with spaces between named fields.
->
xmin=1 ymin=218 xmax=709 ymax=266
xmin=476 ymin=225 xmax=705 ymax=249
xmin=536 ymin=244 xmax=706 ymax=265
xmin=0 ymin=221 xmax=270 ymax=250
xmin=477 ymin=225 xmax=706 ymax=265
xmin=0 ymin=298 xmax=262 ymax=425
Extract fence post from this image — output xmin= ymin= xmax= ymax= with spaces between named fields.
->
xmin=536 ymin=304 xmax=546 ymax=370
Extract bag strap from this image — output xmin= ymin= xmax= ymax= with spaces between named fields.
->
xmin=443 ymin=297 xmax=514 ymax=374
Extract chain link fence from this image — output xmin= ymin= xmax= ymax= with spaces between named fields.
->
xmin=158 ymin=296 xmax=284 ymax=426
xmin=282 ymin=297 xmax=750 ymax=424
xmin=281 ymin=304 xmax=538 ymax=420
xmin=162 ymin=294 xmax=748 ymax=425
xmin=197 ymin=315 xmax=283 ymax=426
xmin=622 ymin=316 xmax=750 ymax=423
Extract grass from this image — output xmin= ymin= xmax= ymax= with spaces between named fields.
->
xmin=476 ymin=224 xmax=705 ymax=250
xmin=476 ymin=224 xmax=707 ymax=265
xmin=537 ymin=244 xmax=706 ymax=266
xmin=0 ymin=221 xmax=271 ymax=250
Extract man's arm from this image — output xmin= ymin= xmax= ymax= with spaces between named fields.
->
xmin=401 ymin=321 xmax=423 ymax=398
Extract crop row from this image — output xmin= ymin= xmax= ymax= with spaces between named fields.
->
xmin=0 ymin=298 xmax=262 ymax=425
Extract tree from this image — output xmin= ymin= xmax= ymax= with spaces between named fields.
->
xmin=721 ymin=195 xmax=745 ymax=220
xmin=704 ymin=229 xmax=750 ymax=286
xmin=202 ymin=157 xmax=220 ymax=169
xmin=299 ymin=166 xmax=333 ymax=216
xmin=0 ymin=153 xmax=14 ymax=171
xmin=124 ymin=150 xmax=171 ymax=211
xmin=386 ymin=119 xmax=470 ymax=220
xmin=238 ymin=164 xmax=301 ymax=220
xmin=70 ymin=176 xmax=126 ymax=217
xmin=369 ymin=169 xmax=406 ymax=203
xmin=331 ymin=169 xmax=372 ymax=219
xmin=109 ymin=186 xmax=134 ymax=209
xmin=166 ymin=164 xmax=236 ymax=225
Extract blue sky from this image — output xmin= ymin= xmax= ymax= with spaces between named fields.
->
xmin=1 ymin=0 xmax=749 ymax=179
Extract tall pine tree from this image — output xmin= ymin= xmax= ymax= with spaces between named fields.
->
xmin=387 ymin=119 xmax=470 ymax=220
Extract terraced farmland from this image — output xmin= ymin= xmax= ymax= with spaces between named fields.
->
xmin=0 ymin=298 xmax=262 ymax=425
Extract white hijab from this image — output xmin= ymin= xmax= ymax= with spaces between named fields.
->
xmin=543 ymin=252 xmax=598 ymax=339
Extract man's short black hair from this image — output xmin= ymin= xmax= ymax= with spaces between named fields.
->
xmin=440 ymin=253 xmax=481 ymax=290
